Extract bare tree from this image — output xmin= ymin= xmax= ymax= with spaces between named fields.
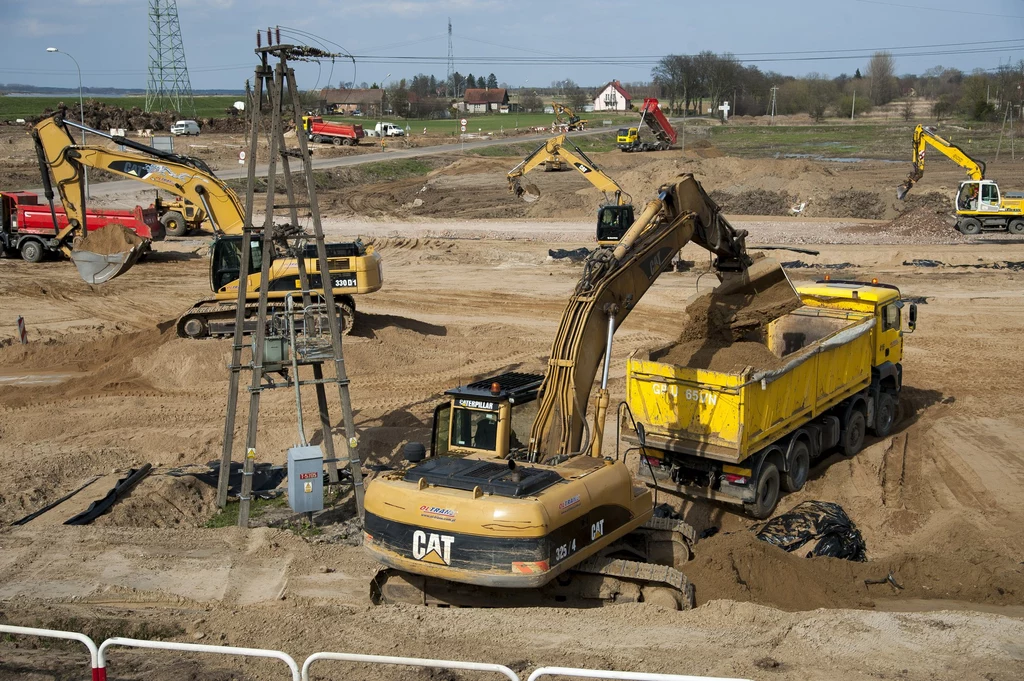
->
xmin=901 ymin=98 xmax=914 ymax=121
xmin=804 ymin=73 xmax=834 ymax=122
xmin=867 ymin=51 xmax=897 ymax=105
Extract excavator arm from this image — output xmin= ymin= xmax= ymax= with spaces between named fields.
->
xmin=508 ymin=134 xmax=630 ymax=205
xmin=33 ymin=114 xmax=246 ymax=236
xmin=527 ymin=174 xmax=761 ymax=461
xmin=897 ymin=124 xmax=986 ymax=200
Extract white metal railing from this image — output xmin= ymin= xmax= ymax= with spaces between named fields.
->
xmin=0 ymin=624 xmax=100 ymax=678
xmin=302 ymin=651 xmax=520 ymax=681
xmin=98 ymin=636 xmax=300 ymax=681
xmin=527 ymin=667 xmax=752 ymax=681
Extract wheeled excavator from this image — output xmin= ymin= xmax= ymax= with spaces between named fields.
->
xmin=897 ymin=124 xmax=1024 ymax=235
xmin=507 ymin=134 xmax=635 ymax=246
xmin=363 ymin=173 xmax=787 ymax=608
xmin=32 ymin=113 xmax=383 ymax=336
xmin=552 ymin=102 xmax=588 ymax=132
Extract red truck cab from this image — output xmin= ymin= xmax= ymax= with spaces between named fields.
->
xmin=1 ymin=191 xmax=163 ymax=263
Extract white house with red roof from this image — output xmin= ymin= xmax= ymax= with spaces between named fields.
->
xmin=593 ymin=80 xmax=631 ymax=111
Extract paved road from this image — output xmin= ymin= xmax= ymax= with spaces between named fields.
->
xmin=54 ymin=127 xmax=611 ymax=198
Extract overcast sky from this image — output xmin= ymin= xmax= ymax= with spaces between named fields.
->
xmin=1 ymin=0 xmax=1022 ymax=92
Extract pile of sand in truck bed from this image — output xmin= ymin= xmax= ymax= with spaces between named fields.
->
xmin=75 ymin=224 xmax=144 ymax=255
xmin=653 ymin=262 xmax=802 ymax=373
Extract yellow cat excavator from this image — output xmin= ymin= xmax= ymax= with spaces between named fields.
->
xmin=364 ymin=173 xmax=785 ymax=608
xmin=507 ymin=134 xmax=635 ymax=246
xmin=32 ymin=113 xmax=383 ymax=337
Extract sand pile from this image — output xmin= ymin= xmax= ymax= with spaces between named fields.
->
xmin=76 ymin=224 xmax=144 ymax=255
xmin=653 ymin=264 xmax=801 ymax=373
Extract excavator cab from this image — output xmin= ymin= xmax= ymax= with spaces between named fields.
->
xmin=210 ymin=235 xmax=267 ymax=291
xmin=428 ymin=372 xmax=543 ymax=460
xmin=596 ymin=204 xmax=636 ymax=244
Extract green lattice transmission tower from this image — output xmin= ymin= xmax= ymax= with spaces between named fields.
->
xmin=145 ymin=0 xmax=196 ymax=115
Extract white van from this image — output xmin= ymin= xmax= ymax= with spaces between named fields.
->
xmin=170 ymin=120 xmax=201 ymax=136
xmin=374 ymin=122 xmax=405 ymax=137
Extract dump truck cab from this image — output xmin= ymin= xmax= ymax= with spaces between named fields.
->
xmin=430 ymin=372 xmax=544 ymax=459
xmin=617 ymin=127 xmax=639 ymax=148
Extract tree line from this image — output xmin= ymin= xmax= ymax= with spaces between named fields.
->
xmin=650 ymin=51 xmax=1024 ymax=122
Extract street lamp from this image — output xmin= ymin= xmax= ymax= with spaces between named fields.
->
xmin=46 ymin=47 xmax=89 ymax=199
xmin=379 ymin=72 xmax=390 ymax=151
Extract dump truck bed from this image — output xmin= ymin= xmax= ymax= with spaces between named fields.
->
xmin=625 ymin=306 xmax=875 ymax=464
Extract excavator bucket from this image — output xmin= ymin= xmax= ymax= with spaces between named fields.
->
xmin=895 ymin=181 xmax=912 ymax=201
xmin=511 ymin=178 xmax=542 ymax=203
xmin=716 ymin=256 xmax=797 ymax=300
xmin=70 ymin=224 xmax=146 ymax=284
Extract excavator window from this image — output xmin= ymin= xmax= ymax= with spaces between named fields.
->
xmin=211 ymin=238 xmax=266 ymax=290
xmin=596 ymin=205 xmax=635 ymax=243
xmin=981 ymin=183 xmax=1000 ymax=206
xmin=451 ymin=407 xmax=498 ymax=451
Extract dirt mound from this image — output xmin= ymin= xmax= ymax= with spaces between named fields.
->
xmin=885 ymin=207 xmax=959 ymax=238
xmin=688 ymin=512 xmax=1024 ymax=610
xmin=655 ymin=339 xmax=785 ymax=372
xmin=816 ymin=190 xmax=884 ymax=219
xmin=681 ymin=268 xmax=803 ymax=344
xmin=711 ymin=189 xmax=796 ymax=216
xmin=93 ymin=474 xmax=216 ymax=528
xmin=76 ymin=223 xmax=144 ymax=255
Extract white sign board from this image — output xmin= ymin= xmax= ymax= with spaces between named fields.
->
xmin=460 ymin=118 xmax=467 ymax=126
xmin=461 ymin=125 xmax=466 ymax=132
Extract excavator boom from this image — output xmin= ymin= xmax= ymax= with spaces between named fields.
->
xmin=897 ymin=124 xmax=986 ymax=200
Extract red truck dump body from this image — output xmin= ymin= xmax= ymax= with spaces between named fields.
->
xmin=641 ymin=98 xmax=677 ymax=146
xmin=1 ymin=191 xmax=163 ymax=262
xmin=303 ymin=116 xmax=364 ymax=146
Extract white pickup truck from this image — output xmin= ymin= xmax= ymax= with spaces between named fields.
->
xmin=374 ymin=122 xmax=406 ymax=137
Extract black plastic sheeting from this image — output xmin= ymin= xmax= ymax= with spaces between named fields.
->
xmin=65 ymin=464 xmax=153 ymax=526
xmin=548 ymin=248 xmax=591 ymax=263
xmin=173 ymin=461 xmax=286 ymax=500
xmin=755 ymin=500 xmax=867 ymax=561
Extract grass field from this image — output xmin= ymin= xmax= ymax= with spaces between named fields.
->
xmin=0 ymin=95 xmax=239 ymax=120
xmin=705 ymin=121 xmax=1012 ymax=160
xmin=323 ymin=111 xmax=635 ymax=136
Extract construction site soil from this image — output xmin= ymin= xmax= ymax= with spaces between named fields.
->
xmin=2 ymin=132 xmax=1024 ymax=680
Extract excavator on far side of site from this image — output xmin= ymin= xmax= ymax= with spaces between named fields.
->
xmin=896 ymin=123 xmax=1024 ymax=235
xmin=32 ymin=113 xmax=383 ymax=337
xmin=507 ymin=134 xmax=635 ymax=246
xmin=552 ymin=102 xmax=588 ymax=132
xmin=363 ymin=173 xmax=788 ymax=608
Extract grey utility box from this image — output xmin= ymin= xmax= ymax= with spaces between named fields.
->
xmin=287 ymin=445 xmax=324 ymax=513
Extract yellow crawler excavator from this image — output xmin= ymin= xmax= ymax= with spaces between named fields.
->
xmin=364 ymin=173 xmax=787 ymax=608
xmin=507 ymin=134 xmax=635 ymax=246
xmin=32 ymin=113 xmax=383 ymax=337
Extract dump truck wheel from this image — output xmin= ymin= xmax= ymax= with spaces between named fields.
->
xmin=872 ymin=393 xmax=896 ymax=437
xmin=745 ymin=461 xmax=780 ymax=519
xmin=312 ymin=134 xmax=322 ymax=143
xmin=342 ymin=137 xmax=353 ymax=146
xmin=161 ymin=211 xmax=189 ymax=237
xmin=333 ymin=137 xmax=343 ymax=146
xmin=782 ymin=440 xmax=810 ymax=492
xmin=841 ymin=409 xmax=866 ymax=456
xmin=20 ymin=240 xmax=44 ymax=263
xmin=959 ymin=218 xmax=981 ymax=235
xmin=1008 ymin=219 xmax=1024 ymax=235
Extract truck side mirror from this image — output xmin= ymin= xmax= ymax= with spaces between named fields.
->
xmin=908 ymin=303 xmax=917 ymax=332
xmin=636 ymin=422 xmax=647 ymax=448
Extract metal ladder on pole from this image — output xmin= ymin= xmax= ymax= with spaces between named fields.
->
xmin=216 ymin=32 xmax=365 ymax=527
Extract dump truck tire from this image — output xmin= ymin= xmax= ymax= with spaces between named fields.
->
xmin=872 ymin=393 xmax=896 ymax=437
xmin=782 ymin=440 xmax=810 ymax=492
xmin=841 ymin=409 xmax=866 ymax=456
xmin=746 ymin=461 xmax=780 ymax=519
xmin=20 ymin=240 xmax=44 ymax=263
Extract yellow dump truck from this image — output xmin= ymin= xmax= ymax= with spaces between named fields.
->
xmin=624 ymin=279 xmax=917 ymax=518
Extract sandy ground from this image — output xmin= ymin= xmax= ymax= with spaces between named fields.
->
xmin=3 ymin=126 xmax=1024 ymax=679
xmin=1 ymin=227 xmax=1023 ymax=680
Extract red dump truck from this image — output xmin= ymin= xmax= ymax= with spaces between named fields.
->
xmin=302 ymin=116 xmax=364 ymax=146
xmin=0 ymin=191 xmax=163 ymax=263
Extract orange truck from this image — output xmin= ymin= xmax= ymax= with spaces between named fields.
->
xmin=302 ymin=116 xmax=364 ymax=146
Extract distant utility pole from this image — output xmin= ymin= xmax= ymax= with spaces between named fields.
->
xmin=445 ymin=18 xmax=455 ymax=99
xmin=851 ymin=89 xmax=856 ymax=120
xmin=145 ymin=0 xmax=196 ymax=115
xmin=768 ymin=86 xmax=778 ymax=124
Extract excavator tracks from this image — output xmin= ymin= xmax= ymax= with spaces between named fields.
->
xmin=370 ymin=517 xmax=697 ymax=609
xmin=175 ymin=296 xmax=355 ymax=340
